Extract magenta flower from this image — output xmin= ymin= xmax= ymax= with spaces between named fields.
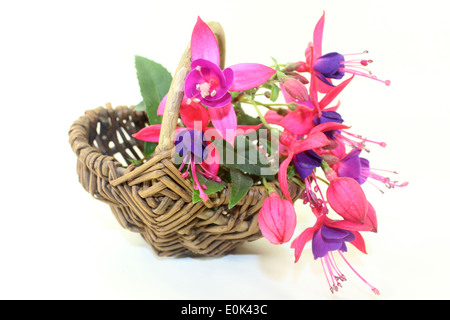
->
xmin=134 ymin=98 xmax=261 ymax=202
xmin=185 ymin=16 xmax=276 ymax=145
xmin=258 ymin=192 xmax=297 ymax=245
xmin=298 ymin=12 xmax=390 ymax=95
xmin=291 ymin=212 xmax=379 ymax=295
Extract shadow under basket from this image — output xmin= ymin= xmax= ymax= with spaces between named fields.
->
xmin=68 ymin=104 xmax=304 ymax=257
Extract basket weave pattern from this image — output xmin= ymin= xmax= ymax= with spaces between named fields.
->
xmin=69 ymin=105 xmax=303 ymax=256
xmin=68 ymin=21 xmax=304 ymax=257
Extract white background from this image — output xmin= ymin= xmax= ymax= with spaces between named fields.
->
xmin=0 ymin=0 xmax=449 ymax=300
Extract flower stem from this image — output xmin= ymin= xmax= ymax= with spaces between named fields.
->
xmin=250 ymin=100 xmax=273 ymax=130
xmin=262 ymin=178 xmax=276 ymax=194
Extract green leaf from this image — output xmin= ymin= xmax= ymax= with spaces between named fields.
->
xmin=229 ymin=169 xmax=253 ymax=209
xmin=287 ymin=165 xmax=296 ymax=179
xmin=270 ymin=85 xmax=280 ymax=102
xmin=144 ymin=141 xmax=158 ymax=158
xmin=134 ymin=100 xmax=146 ymax=112
xmin=135 ymin=55 xmax=172 ymax=124
xmin=192 ymin=173 xmax=227 ymax=203
xmin=212 ymin=135 xmax=276 ymax=180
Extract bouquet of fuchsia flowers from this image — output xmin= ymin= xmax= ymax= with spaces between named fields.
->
xmin=132 ymin=13 xmax=407 ymax=295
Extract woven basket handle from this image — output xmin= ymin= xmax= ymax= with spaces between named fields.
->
xmin=157 ymin=21 xmax=226 ymax=152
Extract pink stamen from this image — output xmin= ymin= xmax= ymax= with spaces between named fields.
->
xmin=367 ymin=172 xmax=409 ymax=189
xmin=198 ymin=165 xmax=222 ymax=182
xmin=178 ymin=154 xmax=190 ymax=172
xmin=341 ymin=130 xmax=387 ymax=148
xmin=339 ymin=50 xmax=390 ymax=86
xmin=330 ymin=252 xmax=346 ymax=282
xmin=325 ymin=254 xmax=340 ymax=292
xmin=320 ymin=258 xmax=333 ymax=293
xmin=338 ymin=250 xmax=380 ymax=295
xmin=190 ymin=155 xmax=209 ymax=201
xmin=311 ymin=172 xmax=328 ymax=210
xmin=339 ymin=67 xmax=390 ymax=86
xmin=342 ymin=50 xmax=369 ymax=56
xmin=334 ymin=132 xmax=370 ymax=152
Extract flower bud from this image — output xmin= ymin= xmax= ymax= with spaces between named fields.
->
xmin=283 ymin=77 xmax=309 ymax=101
xmin=326 ymin=177 xmax=369 ymax=224
xmin=286 ymin=71 xmax=310 ymax=84
xmin=258 ymin=192 xmax=297 ymax=244
xmin=284 ymin=62 xmax=302 ymax=72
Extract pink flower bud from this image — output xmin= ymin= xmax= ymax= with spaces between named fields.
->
xmin=283 ymin=78 xmax=309 ymax=101
xmin=258 ymin=192 xmax=297 ymax=244
xmin=326 ymin=177 xmax=368 ymax=224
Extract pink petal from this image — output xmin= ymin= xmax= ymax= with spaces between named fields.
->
xmin=326 ymin=177 xmax=368 ymax=224
xmin=365 ymin=201 xmax=378 ymax=233
xmin=325 ymin=218 xmax=373 ymax=232
xmin=278 ymin=107 xmax=316 ymax=136
xmin=191 ymin=16 xmax=221 ymax=66
xmin=208 ymin=103 xmax=237 ymax=147
xmin=235 ymin=124 xmax=263 ymax=135
xmin=278 ymin=151 xmax=294 ymax=203
xmin=313 ymin=11 xmax=325 ymax=60
xmin=180 ymin=99 xmax=210 ymax=131
xmin=264 ymin=110 xmax=284 ymax=125
xmin=309 ymin=122 xmax=351 ymax=135
xmin=292 ymin=132 xmax=330 ymax=154
xmin=132 ymin=125 xmax=162 ymax=143
xmin=157 ymin=94 xmax=168 ymax=116
xmin=350 ymin=231 xmax=367 ymax=254
xmin=258 ymin=193 xmax=297 ymax=245
xmin=291 ymin=227 xmax=315 ymax=263
xmin=228 ymin=63 xmax=276 ymax=91
xmin=200 ymin=142 xmax=221 ymax=177
xmin=319 ymin=75 xmax=354 ymax=110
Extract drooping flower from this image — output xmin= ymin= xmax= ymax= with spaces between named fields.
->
xmin=291 ymin=211 xmax=379 ymax=295
xmin=296 ymin=12 xmax=390 ymax=93
xmin=185 ymin=16 xmax=276 ymax=146
xmin=258 ymin=192 xmax=297 ymax=245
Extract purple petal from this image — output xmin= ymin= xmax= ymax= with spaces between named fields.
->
xmin=190 ymin=16 xmax=220 ymax=66
xmin=313 ymin=52 xmax=345 ymax=80
xmin=175 ymin=129 xmax=207 ymax=162
xmin=336 ymin=149 xmax=362 ymax=181
xmin=311 ymin=225 xmax=355 ymax=259
xmin=358 ymin=157 xmax=370 ymax=184
xmin=293 ymin=150 xmax=322 ymax=179
xmin=321 ymin=225 xmax=355 ymax=242
xmin=228 ymin=63 xmax=276 ymax=91
xmin=185 ymin=59 xmax=233 ymax=108
xmin=312 ymin=228 xmax=343 ymax=259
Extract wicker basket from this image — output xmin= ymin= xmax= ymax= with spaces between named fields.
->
xmin=68 ymin=22 xmax=304 ymax=257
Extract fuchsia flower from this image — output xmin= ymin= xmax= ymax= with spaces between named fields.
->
xmin=258 ymin=192 xmax=297 ymax=245
xmin=185 ymin=16 xmax=276 ymax=146
xmin=291 ymin=205 xmax=379 ymax=295
xmin=296 ymin=12 xmax=390 ymax=101
xmin=134 ymin=98 xmax=261 ymax=202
